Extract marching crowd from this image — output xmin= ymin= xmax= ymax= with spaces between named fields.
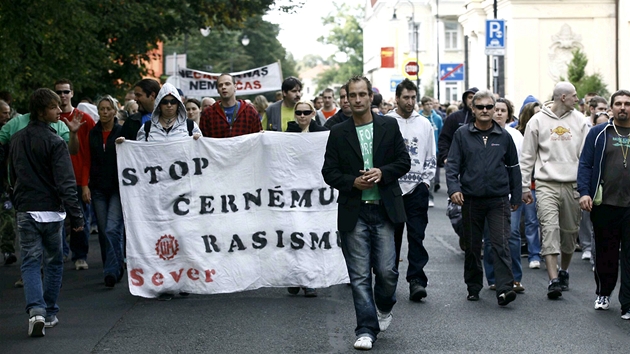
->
xmin=1 ymin=74 xmax=628 ymax=351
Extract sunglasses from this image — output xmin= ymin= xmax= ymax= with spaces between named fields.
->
xmin=55 ymin=90 xmax=71 ymax=95
xmin=295 ymin=110 xmax=313 ymax=116
xmin=474 ymin=104 xmax=495 ymax=110
xmin=160 ymin=98 xmax=178 ymax=106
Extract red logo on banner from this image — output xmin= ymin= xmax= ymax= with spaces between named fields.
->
xmin=155 ymin=235 xmax=179 ymax=261
xmin=381 ymin=47 xmax=395 ymax=68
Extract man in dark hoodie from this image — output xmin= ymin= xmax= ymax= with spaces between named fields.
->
xmin=437 ymin=87 xmax=478 ymax=167
xmin=437 ymin=87 xmax=478 ymax=247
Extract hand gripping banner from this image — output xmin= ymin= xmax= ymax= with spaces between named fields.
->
xmin=116 ymin=131 xmax=349 ymax=298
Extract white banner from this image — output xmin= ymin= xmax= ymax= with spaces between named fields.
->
xmin=116 ymin=132 xmax=348 ymax=298
xmin=170 ymin=62 xmax=282 ymax=97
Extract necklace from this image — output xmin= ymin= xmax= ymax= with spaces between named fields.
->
xmin=612 ymin=122 xmax=629 ymax=168
xmin=160 ymin=117 xmax=175 ymax=128
xmin=482 ymin=135 xmax=488 ymax=146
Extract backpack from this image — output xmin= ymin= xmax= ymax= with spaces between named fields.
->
xmin=144 ymin=119 xmax=194 ymax=141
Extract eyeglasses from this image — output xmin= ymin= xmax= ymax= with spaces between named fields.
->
xmin=55 ymin=90 xmax=71 ymax=95
xmin=474 ymin=104 xmax=495 ymax=110
xmin=160 ymin=98 xmax=178 ymax=106
xmin=295 ymin=110 xmax=313 ymax=116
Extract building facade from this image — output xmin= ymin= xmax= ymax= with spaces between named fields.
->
xmin=363 ymin=0 xmax=629 ymax=108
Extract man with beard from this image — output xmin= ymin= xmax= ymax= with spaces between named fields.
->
xmin=263 ymin=76 xmax=302 ymax=131
xmin=199 ymin=73 xmax=261 ymax=138
xmin=578 ymin=89 xmax=630 ymax=320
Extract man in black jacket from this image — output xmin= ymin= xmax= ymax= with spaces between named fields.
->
xmin=322 ymin=76 xmax=410 ymax=350
xmin=120 ymin=79 xmax=160 ymax=140
xmin=446 ymin=89 xmax=521 ymax=307
xmin=9 ymin=88 xmax=84 ymax=337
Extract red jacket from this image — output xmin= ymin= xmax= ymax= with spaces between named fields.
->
xmin=64 ymin=108 xmax=95 ymax=186
xmin=199 ymin=100 xmax=262 ymax=138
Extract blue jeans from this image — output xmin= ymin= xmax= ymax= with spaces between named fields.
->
xmin=394 ymin=184 xmax=429 ymax=286
xmin=70 ymin=185 xmax=91 ymax=261
xmin=340 ymin=204 xmax=398 ymax=341
xmin=92 ymin=190 xmax=124 ymax=279
xmin=518 ymin=189 xmax=541 ymax=262
xmin=17 ymin=212 xmax=64 ymax=318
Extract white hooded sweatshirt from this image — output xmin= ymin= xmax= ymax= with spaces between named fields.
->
xmin=519 ymin=101 xmax=589 ymax=191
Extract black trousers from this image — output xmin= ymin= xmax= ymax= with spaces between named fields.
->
xmin=462 ymin=196 xmax=514 ymax=296
xmin=591 ymin=204 xmax=630 ymax=312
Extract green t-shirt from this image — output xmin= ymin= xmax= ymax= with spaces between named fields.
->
xmin=0 ymin=113 xmax=70 ymax=144
xmin=356 ymin=122 xmax=380 ymax=201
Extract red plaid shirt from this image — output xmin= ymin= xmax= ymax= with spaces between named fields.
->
xmin=199 ymin=100 xmax=262 ymax=138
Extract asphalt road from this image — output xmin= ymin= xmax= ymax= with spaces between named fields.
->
xmin=1 ymin=185 xmax=629 ymax=353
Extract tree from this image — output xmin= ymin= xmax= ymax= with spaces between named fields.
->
xmin=315 ymin=2 xmax=363 ymax=92
xmin=563 ymin=49 xmax=609 ymax=99
xmin=0 ymin=0 xmax=297 ymax=110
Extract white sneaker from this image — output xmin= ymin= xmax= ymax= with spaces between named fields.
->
xmin=376 ymin=309 xmax=392 ymax=331
xmin=594 ymin=296 xmax=610 ymax=310
xmin=529 ymin=260 xmax=540 ymax=269
xmin=75 ymin=259 xmax=88 ymax=270
xmin=45 ymin=315 xmax=59 ymax=328
xmin=28 ymin=315 xmax=45 ymax=337
xmin=428 ymin=200 xmax=435 ymax=208
xmin=354 ymin=336 xmax=373 ymax=350
xmin=582 ymin=251 xmax=592 ymax=261
xmin=622 ymin=311 xmax=630 ymax=320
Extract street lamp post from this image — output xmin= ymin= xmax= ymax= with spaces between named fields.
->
xmin=230 ymin=35 xmax=250 ymax=73
xmin=393 ymin=0 xmax=420 ymax=103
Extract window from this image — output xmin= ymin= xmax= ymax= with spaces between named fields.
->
xmin=444 ymin=21 xmax=459 ymax=50
xmin=445 ymin=83 xmax=458 ymax=104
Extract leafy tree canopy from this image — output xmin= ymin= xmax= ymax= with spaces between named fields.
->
xmin=315 ymin=2 xmax=363 ymax=92
xmin=0 ymin=0 xmax=297 ymax=110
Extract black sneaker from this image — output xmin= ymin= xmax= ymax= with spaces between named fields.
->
xmin=104 ymin=274 xmax=116 ymax=288
xmin=433 ymin=183 xmax=440 ymax=192
xmin=558 ymin=270 xmax=569 ymax=291
xmin=467 ymin=293 xmax=480 ymax=301
xmin=287 ymin=287 xmax=300 ymax=295
xmin=409 ymin=279 xmax=427 ymax=302
xmin=547 ymin=278 xmax=562 ymax=299
xmin=3 ymin=252 xmax=17 ymax=265
xmin=498 ymin=290 xmax=516 ymax=306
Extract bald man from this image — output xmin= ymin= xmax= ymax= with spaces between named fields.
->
xmin=520 ymin=82 xmax=589 ymax=299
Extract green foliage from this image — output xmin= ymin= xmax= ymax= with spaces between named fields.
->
xmin=563 ymin=49 xmax=609 ymax=99
xmin=315 ymin=2 xmax=363 ymax=92
xmin=0 ymin=0 xmax=292 ymax=111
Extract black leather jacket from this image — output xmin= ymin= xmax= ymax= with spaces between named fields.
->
xmin=9 ymin=120 xmax=84 ymax=228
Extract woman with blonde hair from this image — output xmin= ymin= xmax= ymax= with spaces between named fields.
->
xmin=286 ymin=101 xmax=328 ymax=133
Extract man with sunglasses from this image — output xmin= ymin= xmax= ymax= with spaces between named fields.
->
xmin=199 ymin=73 xmax=262 ymax=138
xmin=520 ymin=82 xmax=589 ymax=299
xmin=54 ymin=79 xmax=95 ymax=271
xmin=446 ymin=90 xmax=521 ymax=306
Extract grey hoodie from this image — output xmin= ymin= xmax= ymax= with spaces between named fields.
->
xmin=136 ymin=83 xmax=202 ymax=141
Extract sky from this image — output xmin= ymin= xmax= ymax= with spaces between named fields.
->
xmin=263 ymin=0 xmax=364 ymax=61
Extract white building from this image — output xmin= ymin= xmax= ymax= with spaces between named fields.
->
xmin=363 ymin=0 xmax=630 ymax=108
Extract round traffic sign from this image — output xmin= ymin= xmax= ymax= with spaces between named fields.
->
xmin=402 ymin=58 xmax=424 ymax=79
xmin=405 ymin=61 xmax=418 ymax=76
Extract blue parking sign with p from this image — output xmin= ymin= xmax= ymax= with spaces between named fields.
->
xmin=486 ymin=19 xmax=505 ymax=48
